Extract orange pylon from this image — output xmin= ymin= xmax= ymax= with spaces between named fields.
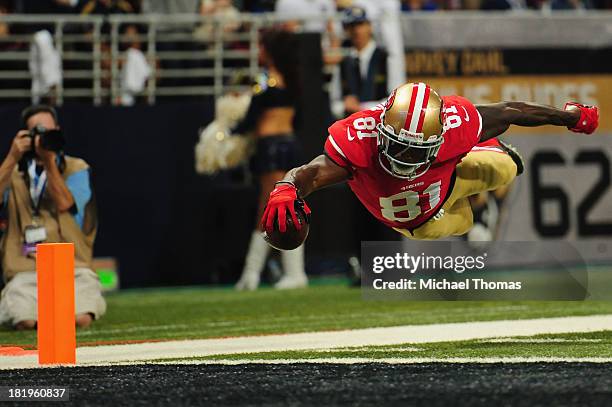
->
xmin=36 ymin=243 xmax=76 ymax=364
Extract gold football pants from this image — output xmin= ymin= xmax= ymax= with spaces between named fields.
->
xmin=395 ymin=150 xmax=517 ymax=240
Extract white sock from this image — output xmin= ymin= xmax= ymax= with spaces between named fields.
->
xmin=235 ymin=230 xmax=270 ymax=290
xmin=275 ymin=245 xmax=308 ymax=289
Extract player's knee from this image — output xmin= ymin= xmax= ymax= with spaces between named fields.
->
xmin=494 ymin=160 xmax=517 ymax=189
xmin=478 ymin=154 xmax=517 ymax=189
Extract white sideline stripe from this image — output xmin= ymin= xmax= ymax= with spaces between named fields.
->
xmin=78 ymin=324 xmax=192 ymax=336
xmin=2 ymin=314 xmax=611 ymax=370
xmin=144 ymin=357 xmax=612 ymax=365
xmin=3 ymin=357 xmax=612 ymax=370
xmin=481 ymin=338 xmax=604 ymax=343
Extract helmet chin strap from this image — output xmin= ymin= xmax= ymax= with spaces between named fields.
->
xmin=377 ymin=153 xmax=431 ymax=181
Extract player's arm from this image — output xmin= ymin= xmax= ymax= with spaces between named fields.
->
xmin=283 ymin=155 xmax=350 ymax=198
xmin=476 ymin=101 xmax=598 ymax=141
xmin=260 ymin=155 xmax=350 ymax=233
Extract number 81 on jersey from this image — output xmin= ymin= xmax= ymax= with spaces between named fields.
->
xmin=379 ymin=181 xmax=442 ymax=222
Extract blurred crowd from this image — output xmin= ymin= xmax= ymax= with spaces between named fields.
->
xmin=0 ymin=0 xmax=610 ymax=19
xmin=0 ymin=0 xmax=609 ymax=105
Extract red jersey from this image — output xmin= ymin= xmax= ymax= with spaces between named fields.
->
xmin=324 ymin=95 xmax=483 ymax=231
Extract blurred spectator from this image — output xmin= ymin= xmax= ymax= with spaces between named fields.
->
xmin=548 ymin=0 xmax=591 ymax=9
xmin=78 ymin=0 xmax=140 ymax=47
xmin=242 ymin=0 xmax=275 ymax=11
xmin=120 ymin=46 xmax=152 ymax=105
xmin=72 ymin=0 xmax=141 ymax=103
xmin=275 ymin=0 xmax=341 ymax=80
xmin=462 ymin=0 xmax=483 ymax=9
xmin=194 ymin=0 xmax=241 ymax=41
xmin=0 ymin=105 xmax=104 ymax=330
xmin=339 ymin=7 xmax=388 ymax=115
xmin=79 ymin=0 xmax=138 ymax=35
xmin=402 ymin=0 xmax=440 ymax=10
xmin=349 ymin=0 xmax=405 ymax=91
xmin=141 ymin=0 xmax=200 ymax=90
xmin=12 ymin=0 xmax=79 ymax=14
xmin=8 ymin=0 xmax=79 ymax=34
xmin=200 ymin=0 xmax=240 ymax=17
xmin=141 ymin=0 xmax=199 ymax=14
xmin=79 ymin=0 xmax=136 ymax=17
xmin=0 ymin=2 xmax=29 ymax=96
xmin=275 ymin=0 xmax=336 ymax=34
xmin=276 ymin=0 xmax=341 ymax=126
xmin=480 ymin=0 xmax=526 ymax=9
xmin=30 ymin=30 xmax=62 ymax=104
xmin=0 ymin=2 xmax=12 ymax=47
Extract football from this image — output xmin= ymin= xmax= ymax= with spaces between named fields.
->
xmin=262 ymin=204 xmax=309 ymax=250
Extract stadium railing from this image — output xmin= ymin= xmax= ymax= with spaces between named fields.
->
xmin=0 ymin=11 xmax=610 ymax=105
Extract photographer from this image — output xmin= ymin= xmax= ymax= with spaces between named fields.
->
xmin=0 ymin=105 xmax=104 ymax=330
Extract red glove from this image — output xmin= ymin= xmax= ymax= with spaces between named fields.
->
xmin=564 ymin=102 xmax=599 ymax=134
xmin=261 ymin=182 xmax=311 ymax=234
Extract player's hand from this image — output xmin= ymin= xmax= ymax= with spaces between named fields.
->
xmin=564 ymin=102 xmax=599 ymax=134
xmin=261 ymin=182 xmax=311 ymax=234
xmin=8 ymin=130 xmax=32 ymax=162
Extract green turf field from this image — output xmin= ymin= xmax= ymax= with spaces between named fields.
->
xmin=194 ymin=331 xmax=612 ymax=361
xmin=1 ymin=281 xmax=612 ymax=348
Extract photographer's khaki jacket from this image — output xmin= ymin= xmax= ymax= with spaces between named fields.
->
xmin=1 ymin=156 xmax=97 ymax=281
